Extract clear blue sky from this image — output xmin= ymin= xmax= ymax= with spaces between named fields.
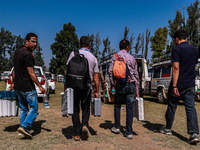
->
xmin=0 ymin=0 xmax=196 ymax=68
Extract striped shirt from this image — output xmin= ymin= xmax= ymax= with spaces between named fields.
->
xmin=108 ymin=50 xmax=140 ymax=94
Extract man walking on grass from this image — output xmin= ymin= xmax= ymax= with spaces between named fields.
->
xmin=64 ymin=36 xmax=99 ymax=141
xmin=10 ymin=33 xmax=45 ymax=139
xmin=160 ymin=30 xmax=199 ymax=144
xmin=108 ymin=39 xmax=140 ymax=139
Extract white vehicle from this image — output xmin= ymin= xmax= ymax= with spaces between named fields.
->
xmin=146 ymin=60 xmax=171 ymax=103
xmin=146 ymin=58 xmax=200 ymax=103
xmin=135 ymin=56 xmax=151 ymax=95
xmin=56 ymin=74 xmax=64 ymax=82
xmin=6 ymin=66 xmax=50 ymax=101
xmin=2 ymin=71 xmax=10 ymax=82
xmin=45 ymin=72 xmax=56 ymax=94
xmin=195 ymin=59 xmax=200 ymax=100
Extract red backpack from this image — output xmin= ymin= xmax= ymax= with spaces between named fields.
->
xmin=113 ymin=53 xmax=129 ymax=83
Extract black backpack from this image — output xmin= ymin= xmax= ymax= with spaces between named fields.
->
xmin=66 ymin=50 xmax=91 ymax=90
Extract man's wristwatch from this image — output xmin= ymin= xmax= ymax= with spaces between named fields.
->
xmin=173 ymin=86 xmax=177 ymax=88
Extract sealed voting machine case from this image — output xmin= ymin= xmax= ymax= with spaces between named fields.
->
xmin=61 ymin=88 xmax=74 ymax=117
xmin=91 ymin=98 xmax=101 ymax=117
xmin=0 ymin=91 xmax=19 ymax=117
xmin=133 ymin=97 xmax=144 ymax=121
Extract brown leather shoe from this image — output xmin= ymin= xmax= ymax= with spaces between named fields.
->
xmin=73 ymin=135 xmax=80 ymax=141
xmin=82 ymin=126 xmax=89 ymax=140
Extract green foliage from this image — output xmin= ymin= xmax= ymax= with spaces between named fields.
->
xmin=168 ymin=9 xmax=185 ymax=38
xmin=150 ymin=27 xmax=168 ymax=62
xmin=135 ymin=33 xmax=141 ymax=54
xmin=94 ymin=32 xmax=102 ymax=62
xmin=88 ymin=34 xmax=95 ymax=54
xmin=124 ymin=26 xmax=129 ymax=40
xmin=49 ymin=22 xmax=79 ymax=75
xmin=102 ymin=37 xmax=111 ymax=61
xmin=49 ymin=57 xmax=57 ymax=74
xmin=123 ymin=26 xmax=135 ymax=54
xmin=167 ymin=9 xmax=185 ymax=53
xmin=88 ymin=33 xmax=102 ymax=63
xmin=144 ymin=27 xmax=151 ymax=60
xmin=185 ymin=0 xmax=200 ymax=47
xmin=7 ymin=35 xmax=24 ymax=69
xmin=168 ymin=0 xmax=200 ymax=50
xmin=0 ymin=28 xmax=25 ymax=72
xmin=141 ymin=33 xmax=144 ymax=56
xmin=0 ymin=27 xmax=46 ymax=72
xmin=33 ymin=44 xmax=45 ymax=70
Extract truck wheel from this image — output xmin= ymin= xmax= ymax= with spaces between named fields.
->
xmin=52 ymin=90 xmax=55 ymax=94
xmin=157 ymin=89 xmax=167 ymax=104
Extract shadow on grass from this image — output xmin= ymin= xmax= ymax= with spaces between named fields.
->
xmin=31 ymin=120 xmax=52 ymax=136
xmin=62 ymin=126 xmax=73 ymax=139
xmin=4 ymin=120 xmax=51 ymax=137
xmin=62 ymin=125 xmax=97 ymax=139
xmin=99 ymin=120 xmax=137 ymax=136
xmin=142 ymin=121 xmax=188 ymax=143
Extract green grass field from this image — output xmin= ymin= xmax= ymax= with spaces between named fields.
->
xmin=0 ymin=81 xmax=200 ymax=149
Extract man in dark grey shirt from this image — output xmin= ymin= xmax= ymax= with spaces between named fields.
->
xmin=160 ymin=30 xmax=199 ymax=144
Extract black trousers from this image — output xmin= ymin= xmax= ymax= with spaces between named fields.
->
xmin=72 ymin=88 xmax=91 ymax=136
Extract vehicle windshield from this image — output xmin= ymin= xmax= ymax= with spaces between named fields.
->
xmin=45 ymin=73 xmax=52 ymax=80
xmin=34 ymin=68 xmax=42 ymax=77
xmin=4 ymin=73 xmax=9 ymax=76
xmin=195 ymin=64 xmax=200 ymax=78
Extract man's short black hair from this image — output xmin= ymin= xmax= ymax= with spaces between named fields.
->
xmin=173 ymin=30 xmax=188 ymax=40
xmin=80 ymin=36 xmax=90 ymax=47
xmin=119 ymin=39 xmax=129 ymax=50
xmin=26 ymin=33 xmax=38 ymax=41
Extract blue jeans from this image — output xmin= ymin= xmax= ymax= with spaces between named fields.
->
xmin=15 ymin=90 xmax=38 ymax=129
xmin=165 ymin=85 xmax=199 ymax=134
xmin=114 ymin=82 xmax=135 ymax=135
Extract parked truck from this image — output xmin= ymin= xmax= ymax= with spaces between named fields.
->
xmin=145 ymin=57 xmax=200 ymax=103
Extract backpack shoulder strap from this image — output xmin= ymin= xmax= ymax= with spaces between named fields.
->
xmin=114 ymin=53 xmax=124 ymax=61
xmin=74 ymin=50 xmax=79 ymax=56
xmin=114 ymin=53 xmax=119 ymax=60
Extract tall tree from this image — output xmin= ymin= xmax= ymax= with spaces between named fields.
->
xmin=135 ymin=33 xmax=141 ymax=54
xmin=129 ymin=34 xmax=135 ymax=54
xmin=168 ymin=9 xmax=185 ymax=38
xmin=7 ymin=35 xmax=24 ymax=69
xmin=0 ymin=28 xmax=15 ymax=71
xmin=102 ymin=37 xmax=111 ymax=61
xmin=185 ymin=0 xmax=200 ymax=47
xmin=33 ymin=44 xmax=45 ymax=70
xmin=150 ymin=27 xmax=168 ymax=62
xmin=49 ymin=57 xmax=57 ymax=74
xmin=123 ymin=26 xmax=135 ymax=54
xmin=49 ymin=22 xmax=79 ymax=75
xmin=141 ymin=33 xmax=145 ymax=56
xmin=88 ymin=34 xmax=95 ymax=54
xmin=124 ymin=26 xmax=129 ymax=40
xmin=168 ymin=9 xmax=186 ymax=50
xmin=94 ymin=32 xmax=102 ymax=62
xmin=144 ymin=27 xmax=150 ymax=60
